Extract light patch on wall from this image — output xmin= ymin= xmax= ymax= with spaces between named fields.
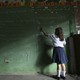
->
xmin=50 ymin=26 xmax=53 ymax=28
xmin=76 ymin=25 xmax=80 ymax=34
xmin=4 ymin=57 xmax=9 ymax=63
xmin=44 ymin=63 xmax=57 ymax=75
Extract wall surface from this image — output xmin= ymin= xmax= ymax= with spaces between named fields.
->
xmin=0 ymin=6 xmax=76 ymax=74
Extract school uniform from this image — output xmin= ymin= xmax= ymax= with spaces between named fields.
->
xmin=48 ymin=34 xmax=68 ymax=64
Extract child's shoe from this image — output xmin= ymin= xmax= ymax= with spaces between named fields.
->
xmin=57 ymin=77 xmax=60 ymax=80
xmin=61 ymin=75 xmax=66 ymax=80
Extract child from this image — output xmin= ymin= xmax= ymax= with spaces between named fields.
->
xmin=39 ymin=27 xmax=67 ymax=80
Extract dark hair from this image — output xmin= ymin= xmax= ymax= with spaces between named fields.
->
xmin=55 ymin=27 xmax=64 ymax=41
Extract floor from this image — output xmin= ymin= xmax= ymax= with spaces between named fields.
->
xmin=0 ymin=74 xmax=78 ymax=80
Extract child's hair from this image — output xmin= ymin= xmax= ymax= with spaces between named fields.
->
xmin=55 ymin=27 xmax=64 ymax=41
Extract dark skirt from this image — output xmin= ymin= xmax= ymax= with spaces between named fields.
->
xmin=52 ymin=47 xmax=68 ymax=64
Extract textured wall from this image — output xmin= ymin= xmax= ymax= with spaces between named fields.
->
xmin=0 ymin=6 xmax=76 ymax=74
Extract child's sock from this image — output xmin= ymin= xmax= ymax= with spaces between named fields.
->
xmin=57 ymin=70 xmax=61 ymax=77
xmin=61 ymin=70 xmax=66 ymax=77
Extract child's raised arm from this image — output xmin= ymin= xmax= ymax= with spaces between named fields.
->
xmin=39 ymin=27 xmax=48 ymax=37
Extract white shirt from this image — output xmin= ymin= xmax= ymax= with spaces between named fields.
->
xmin=48 ymin=34 xmax=66 ymax=47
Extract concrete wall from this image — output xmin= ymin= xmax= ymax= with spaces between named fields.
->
xmin=0 ymin=6 xmax=76 ymax=74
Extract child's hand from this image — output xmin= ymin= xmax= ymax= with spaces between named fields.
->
xmin=39 ymin=27 xmax=43 ymax=31
xmin=38 ymin=27 xmax=43 ymax=32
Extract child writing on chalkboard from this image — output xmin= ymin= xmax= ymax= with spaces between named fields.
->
xmin=39 ymin=27 xmax=67 ymax=80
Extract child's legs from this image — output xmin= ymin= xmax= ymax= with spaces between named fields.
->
xmin=57 ymin=64 xmax=61 ymax=77
xmin=57 ymin=64 xmax=62 ymax=70
xmin=61 ymin=64 xmax=66 ymax=71
xmin=61 ymin=63 xmax=66 ymax=77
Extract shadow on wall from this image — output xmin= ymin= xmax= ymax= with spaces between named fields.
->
xmin=0 ymin=24 xmax=36 ymax=49
xmin=36 ymin=34 xmax=53 ymax=74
